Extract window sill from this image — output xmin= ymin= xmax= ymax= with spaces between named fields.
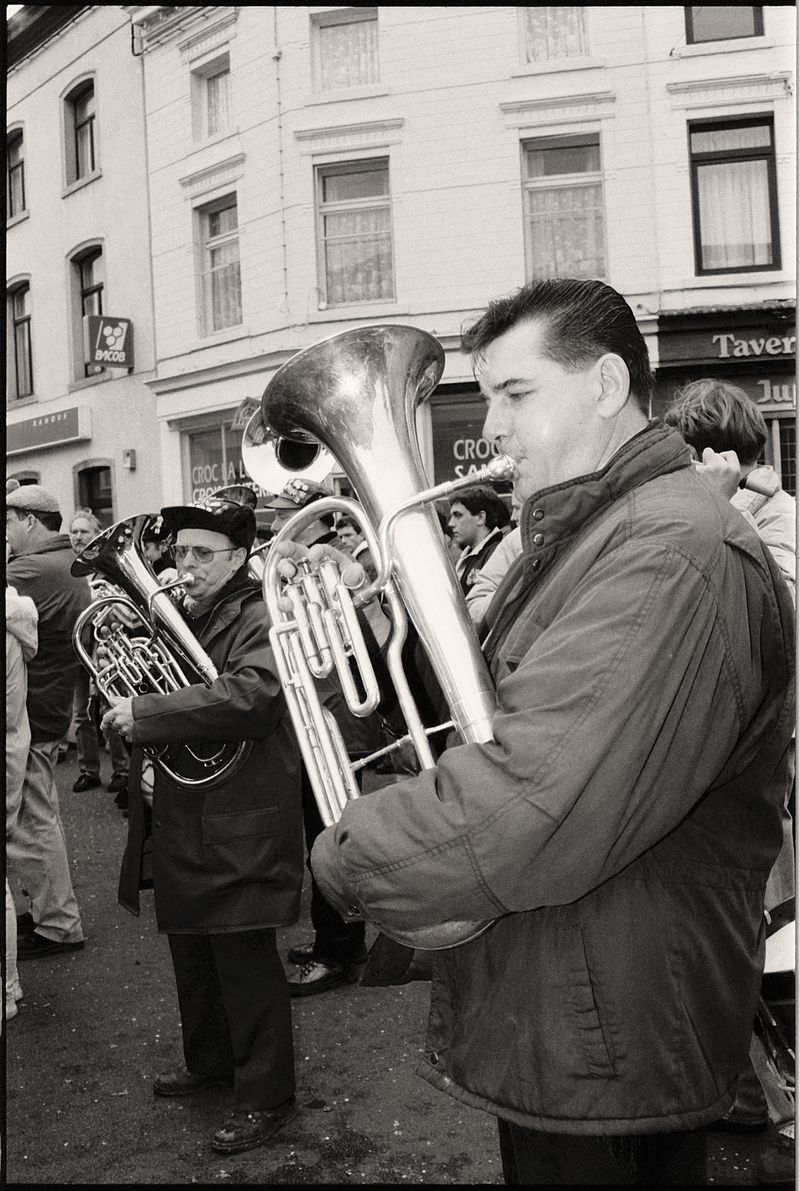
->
xmin=674 ymin=36 xmax=774 ymax=58
xmin=191 ymin=126 xmax=240 ymax=151
xmin=510 ymin=57 xmax=604 ymax=78
xmin=681 ymin=269 xmax=789 ymax=287
xmin=192 ymin=324 xmax=251 ymax=348
xmin=62 ymin=170 xmax=102 ymax=199
xmin=304 ymin=84 xmax=389 ymax=106
xmin=68 ymin=372 xmax=108 ymax=393
xmin=7 ymin=210 xmax=30 ymax=229
xmin=7 ymin=394 xmax=38 ymax=409
xmin=310 ymin=301 xmax=408 ymax=323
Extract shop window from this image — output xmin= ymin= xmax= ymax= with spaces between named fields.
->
xmin=689 ymin=117 xmax=780 ymax=274
xmin=7 ymin=129 xmax=26 ymax=218
xmin=316 ymin=159 xmax=394 ymax=307
xmin=191 ymin=53 xmax=232 ymax=141
xmin=197 ymin=195 xmax=242 ymax=334
xmin=311 ymin=8 xmax=379 ymax=93
xmin=184 ymin=418 xmax=268 ymax=506
xmin=685 ymin=6 xmax=763 ymax=44
xmin=523 ymin=133 xmax=605 ymax=280
xmin=64 ymin=78 xmax=97 ymax=186
xmin=8 ymin=281 xmax=34 ymax=400
xmin=521 ymin=7 xmax=588 ymax=62
xmin=77 ymin=464 xmax=114 ymax=528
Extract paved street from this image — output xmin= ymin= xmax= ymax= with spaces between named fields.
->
xmin=4 ymin=750 xmax=776 ymax=1184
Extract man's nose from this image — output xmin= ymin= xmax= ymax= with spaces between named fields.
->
xmin=482 ymin=399 xmax=506 ymax=447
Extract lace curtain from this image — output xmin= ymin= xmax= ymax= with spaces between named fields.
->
xmin=526 ymin=183 xmax=605 ymax=278
xmin=323 ymin=207 xmax=393 ymax=304
xmin=318 ymin=18 xmax=379 ymax=91
xmin=524 ymin=7 xmax=587 ymax=61
xmin=206 ymin=69 xmax=232 ymax=138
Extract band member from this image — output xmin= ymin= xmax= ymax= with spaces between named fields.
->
xmin=300 ymin=279 xmax=794 ymax=1184
xmin=103 ymin=496 xmax=303 ymax=1156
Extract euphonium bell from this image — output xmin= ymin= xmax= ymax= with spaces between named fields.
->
xmin=258 ymin=324 xmax=517 ymax=949
xmin=241 ymin=407 xmax=337 ymax=494
xmin=71 ymin=515 xmax=251 ymax=790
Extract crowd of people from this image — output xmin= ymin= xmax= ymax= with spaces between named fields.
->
xmin=5 ymin=278 xmax=796 ymax=1184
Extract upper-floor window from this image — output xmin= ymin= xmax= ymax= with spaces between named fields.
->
xmin=685 ymin=6 xmax=763 ymax=44
xmin=65 ymin=79 xmax=97 ymax=185
xmin=8 ymin=282 xmax=34 ymax=400
xmin=689 ymin=117 xmax=780 ymax=274
xmin=191 ymin=53 xmax=232 ymax=141
xmin=522 ymin=7 xmax=588 ymax=62
xmin=7 ymin=130 xmax=26 ymax=218
xmin=523 ymin=133 xmax=605 ymax=280
xmin=312 ymin=8 xmax=379 ymax=92
xmin=316 ymin=160 xmax=394 ymax=306
xmin=199 ymin=196 xmax=242 ymax=333
xmin=76 ymin=247 xmax=105 ymax=376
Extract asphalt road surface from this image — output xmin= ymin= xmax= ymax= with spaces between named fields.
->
xmin=4 ymin=750 xmax=777 ymax=1184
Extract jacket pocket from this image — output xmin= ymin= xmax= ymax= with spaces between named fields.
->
xmin=566 ymin=920 xmax=617 ymax=1079
xmin=202 ymin=807 xmax=280 ymax=845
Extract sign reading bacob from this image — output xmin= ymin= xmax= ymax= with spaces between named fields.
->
xmin=82 ymin=315 xmax=134 ymax=370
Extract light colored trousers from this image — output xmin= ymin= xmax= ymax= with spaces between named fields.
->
xmin=73 ymin=667 xmax=129 ymax=778
xmin=6 ymin=740 xmax=84 ymax=944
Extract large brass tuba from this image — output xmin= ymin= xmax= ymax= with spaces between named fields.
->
xmin=253 ymin=325 xmax=516 ymax=949
xmin=71 ymin=515 xmax=252 ymax=790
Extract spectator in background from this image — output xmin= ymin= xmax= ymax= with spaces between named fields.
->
xmin=6 ymin=485 xmax=88 ymax=960
xmin=142 ymin=517 xmax=178 ymax=583
xmin=68 ymin=508 xmax=130 ymax=797
xmin=448 ymin=484 xmax=510 ymax=596
xmin=336 ymin=515 xmax=377 ymax=581
xmin=466 ymin=492 xmax=524 ymax=625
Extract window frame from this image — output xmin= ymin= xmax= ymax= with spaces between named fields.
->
xmin=315 ymin=158 xmax=396 ymax=308
xmin=64 ymin=77 xmax=98 ymax=187
xmin=519 ymin=6 xmax=589 ymax=64
xmin=311 ymin=6 xmax=380 ymax=94
xmin=69 ymin=244 xmax=106 ymax=381
xmin=7 ymin=129 xmax=26 ymax=219
xmin=8 ymin=281 xmax=34 ymax=401
xmin=190 ymin=52 xmax=233 ymax=142
xmin=197 ymin=193 xmax=243 ymax=335
xmin=521 ymin=132 xmax=607 ymax=282
xmin=688 ymin=114 xmax=781 ymax=276
xmin=684 ymin=6 xmax=764 ymax=45
xmin=74 ymin=460 xmax=115 ymax=528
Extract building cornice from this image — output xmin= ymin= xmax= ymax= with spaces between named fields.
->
xmin=666 ymin=71 xmax=792 ymax=108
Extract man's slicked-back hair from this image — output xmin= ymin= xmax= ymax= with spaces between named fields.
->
xmin=462 ymin=278 xmax=654 ymax=415
xmin=664 ymin=378 xmax=767 ymax=466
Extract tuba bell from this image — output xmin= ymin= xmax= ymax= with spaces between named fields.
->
xmin=255 ymin=325 xmax=516 ymax=949
xmin=71 ymin=515 xmax=251 ymax=790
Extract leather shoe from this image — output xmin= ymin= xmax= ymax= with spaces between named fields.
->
xmin=73 ymin=773 xmax=101 ymax=792
xmin=17 ymin=932 xmax=85 ymax=960
xmin=107 ymin=773 xmax=129 ymax=794
xmin=212 ymin=1100 xmax=297 ymax=1154
xmin=713 ymin=1107 xmax=770 ymax=1133
xmin=153 ymin=1066 xmax=233 ymax=1098
xmin=288 ymin=959 xmax=360 ymax=997
xmin=287 ymin=940 xmax=368 ymax=966
xmin=755 ymin=1129 xmax=795 ymax=1184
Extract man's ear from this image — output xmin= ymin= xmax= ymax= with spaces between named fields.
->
xmin=596 ymin=353 xmax=631 ymax=420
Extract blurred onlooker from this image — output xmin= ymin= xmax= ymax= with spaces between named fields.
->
xmin=6 ymin=485 xmax=88 ymax=959
xmin=68 ymin=508 xmax=130 ymax=797
xmin=142 ymin=517 xmax=178 ymax=584
xmin=447 ymin=485 xmax=510 ymax=595
xmin=6 ymin=547 xmax=38 ymax=1022
xmin=335 ymin=515 xmax=377 ymax=580
xmin=465 ymin=490 xmax=524 ymax=625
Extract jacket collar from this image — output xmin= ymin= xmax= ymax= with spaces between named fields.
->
xmin=183 ymin=572 xmax=261 ymax=639
xmin=9 ymin=532 xmax=72 ymax=560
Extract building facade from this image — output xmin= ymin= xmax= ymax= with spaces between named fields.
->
xmin=6 ymin=4 xmax=160 ymax=525
xmin=8 ymin=6 xmax=796 ymax=514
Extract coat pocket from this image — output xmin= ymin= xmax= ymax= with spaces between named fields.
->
xmin=566 ymin=920 xmax=618 ymax=1079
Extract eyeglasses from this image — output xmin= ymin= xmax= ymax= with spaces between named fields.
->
xmin=172 ymin=544 xmax=234 ymax=564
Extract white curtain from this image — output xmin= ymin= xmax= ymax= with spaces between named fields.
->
xmin=323 ymin=207 xmax=393 ymax=303
xmin=525 ymin=7 xmax=587 ymax=61
xmin=697 ymin=160 xmax=772 ymax=268
xmin=318 ymin=18 xmax=379 ymax=90
xmin=206 ymin=69 xmax=232 ymax=137
xmin=527 ymin=183 xmax=605 ymax=278
xmin=208 ymin=241 xmax=241 ymax=330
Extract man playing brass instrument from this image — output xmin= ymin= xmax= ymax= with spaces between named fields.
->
xmin=289 ymin=279 xmax=794 ymax=1185
xmin=102 ymin=496 xmax=303 ymax=1156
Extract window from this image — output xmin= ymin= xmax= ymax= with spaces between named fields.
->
xmin=77 ymin=465 xmax=114 ymax=528
xmin=199 ymin=197 xmax=242 ymax=333
xmin=65 ymin=80 xmax=97 ymax=185
xmin=191 ymin=54 xmax=232 ymax=141
xmin=7 ymin=130 xmax=26 ymax=218
xmin=75 ymin=247 xmax=105 ymax=377
xmin=523 ymin=134 xmax=605 ymax=280
xmin=689 ymin=118 xmax=780 ymax=273
xmin=316 ymin=161 xmax=394 ymax=306
xmin=8 ymin=283 xmax=33 ymax=400
xmin=685 ymin=7 xmax=763 ymax=44
xmin=312 ymin=8 xmax=379 ymax=92
xmin=522 ymin=7 xmax=588 ymax=62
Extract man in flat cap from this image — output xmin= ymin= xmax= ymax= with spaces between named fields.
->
xmin=6 ymin=484 xmax=89 ymax=959
xmin=104 ymin=495 xmax=303 ymax=1155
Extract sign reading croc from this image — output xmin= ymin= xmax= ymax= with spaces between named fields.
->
xmin=82 ymin=315 xmax=134 ymax=370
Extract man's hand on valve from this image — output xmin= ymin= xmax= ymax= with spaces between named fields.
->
xmin=101 ymin=695 xmax=135 ymax=741
xmin=693 ymin=447 xmax=743 ymax=502
xmin=272 ymin=538 xmax=390 ymax=644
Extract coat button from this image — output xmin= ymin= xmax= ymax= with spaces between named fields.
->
xmin=533 ymin=508 xmax=544 ymax=520
xmin=533 ymin=533 xmax=544 ymax=546
xmin=531 ymin=559 xmax=541 ymax=571
xmin=429 ymin=1052 xmax=439 ymax=1065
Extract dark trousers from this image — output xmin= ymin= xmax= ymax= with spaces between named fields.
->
xmin=167 ymin=929 xmax=294 ymax=1112
xmin=497 ymin=1119 xmax=708 ymax=1186
xmin=302 ymin=767 xmax=366 ymax=964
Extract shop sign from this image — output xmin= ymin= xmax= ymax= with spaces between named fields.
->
xmin=658 ymin=318 xmax=795 ymax=368
xmin=7 ymin=406 xmax=91 ymax=455
xmin=712 ymin=332 xmax=796 ymax=359
xmin=82 ymin=315 xmax=134 ymax=369
xmin=186 ymin=422 xmax=273 ymax=506
xmin=431 ymin=396 xmax=502 ymax=483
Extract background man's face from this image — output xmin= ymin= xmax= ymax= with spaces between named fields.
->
xmin=448 ymin=503 xmax=485 ymax=550
xmin=337 ymin=524 xmax=362 ymax=554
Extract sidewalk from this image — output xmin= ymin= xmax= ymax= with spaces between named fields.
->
xmin=5 ymin=751 xmax=773 ymax=1184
